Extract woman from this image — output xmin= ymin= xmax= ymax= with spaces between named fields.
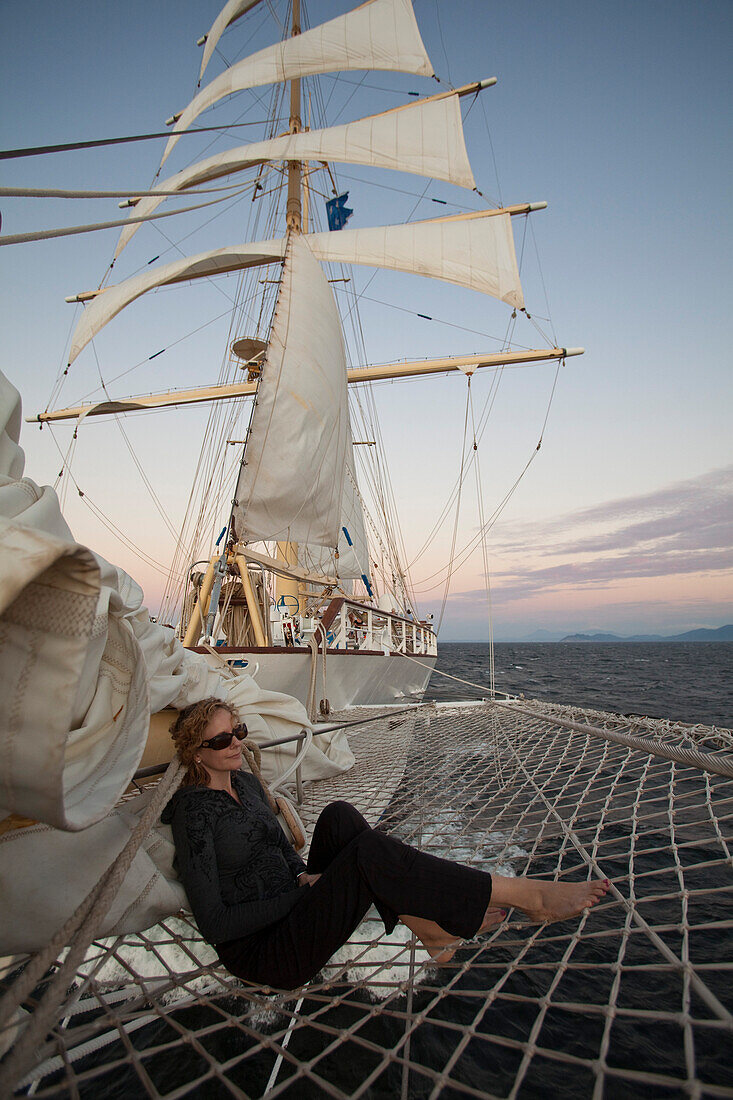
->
xmin=162 ymin=698 xmax=609 ymax=990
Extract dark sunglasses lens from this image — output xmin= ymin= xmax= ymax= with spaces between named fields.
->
xmin=207 ymin=732 xmax=235 ymax=750
xmin=234 ymin=724 xmax=247 ymax=738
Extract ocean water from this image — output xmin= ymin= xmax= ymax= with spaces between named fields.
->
xmin=423 ymin=641 xmax=733 ymax=729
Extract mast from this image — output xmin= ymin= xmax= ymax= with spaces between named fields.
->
xmin=285 ymin=0 xmax=302 ymax=233
xmin=279 ymin=0 xmax=304 ymax=615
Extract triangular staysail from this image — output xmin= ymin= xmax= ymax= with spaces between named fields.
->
xmin=232 ymin=234 xmax=349 ymax=546
xmin=162 ymin=0 xmax=433 ymax=166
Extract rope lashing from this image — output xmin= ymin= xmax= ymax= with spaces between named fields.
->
xmin=0 ymin=757 xmax=185 ymax=1095
xmin=241 ymin=738 xmax=305 ymax=850
xmin=495 ymin=700 xmax=733 ymax=780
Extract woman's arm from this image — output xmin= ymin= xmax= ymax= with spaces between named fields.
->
xmin=170 ymin=803 xmax=303 ymax=944
xmin=245 ymin=772 xmax=307 ymax=879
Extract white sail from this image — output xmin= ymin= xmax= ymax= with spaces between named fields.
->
xmin=308 ymin=212 xmax=524 ymax=308
xmin=162 ymin=0 xmax=433 ymax=166
xmin=68 ymin=241 xmax=286 ymax=364
xmin=198 ymin=0 xmax=265 ymax=81
xmin=115 ymin=94 xmax=475 ymax=259
xmin=69 ymin=212 xmax=522 ymax=363
xmin=299 ymin=445 xmax=371 ymax=582
xmin=233 ymin=234 xmax=349 ymax=546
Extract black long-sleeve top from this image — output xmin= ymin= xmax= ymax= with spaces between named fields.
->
xmin=161 ymin=770 xmax=307 ymax=945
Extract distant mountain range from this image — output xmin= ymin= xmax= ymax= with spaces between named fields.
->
xmin=558 ymin=625 xmax=733 ymax=643
xmin=445 ymin=625 xmax=733 ymax=643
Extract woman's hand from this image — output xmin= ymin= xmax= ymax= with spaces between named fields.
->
xmin=298 ymin=872 xmax=322 ymax=887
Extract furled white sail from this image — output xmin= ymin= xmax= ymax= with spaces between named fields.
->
xmin=308 ymin=212 xmax=524 ymax=309
xmin=69 ymin=212 xmax=522 ymax=363
xmin=68 ymin=241 xmax=286 ymax=364
xmin=115 ymin=94 xmax=475 ymax=259
xmin=199 ymin=0 xmax=265 ymax=81
xmin=162 ymin=0 xmax=433 ymax=165
xmin=233 ymin=234 xmax=349 ymax=546
xmin=298 ymin=445 xmax=371 ymax=582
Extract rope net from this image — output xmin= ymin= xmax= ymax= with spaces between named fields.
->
xmin=2 ymin=700 xmax=732 ymax=1098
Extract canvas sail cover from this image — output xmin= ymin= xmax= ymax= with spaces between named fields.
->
xmin=233 ymin=234 xmax=349 ymax=547
xmin=115 ymin=94 xmax=475 ymax=259
xmin=69 ymin=212 xmax=522 ymax=364
xmin=298 ymin=443 xmax=371 ymax=582
xmin=162 ymin=0 xmax=433 ymax=166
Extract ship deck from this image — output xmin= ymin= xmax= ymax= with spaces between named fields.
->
xmin=3 ymin=699 xmax=732 ymax=1098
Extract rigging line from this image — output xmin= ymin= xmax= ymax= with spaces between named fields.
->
xmin=434 ymin=0 xmax=453 ymax=86
xmin=411 ymin=358 xmax=558 ymax=588
xmin=413 ymin=439 xmax=543 ymax=589
xmin=112 ymin=419 xmax=181 ymax=540
xmin=72 ymin=303 xmax=250 ymax=403
xmin=333 ymin=285 xmax=532 ymax=348
xmin=528 ymin=218 xmax=559 ymax=347
xmin=161 ymin=199 xmax=281 ymax=596
xmin=328 ymin=71 xmax=371 ymax=127
xmin=0 ymin=120 xmax=277 ymax=160
xmin=479 ymin=94 xmax=504 ymax=209
xmin=0 ymin=186 xmax=252 ymax=247
xmin=320 ymin=73 xmax=426 ymax=97
xmin=75 ymin=343 xmax=185 ymax=549
xmin=436 ymin=378 xmax=472 ymax=634
xmin=469 ymin=378 xmax=495 ymax=695
xmin=45 ymin=428 xmax=180 ymax=578
xmin=43 ymin=305 xmax=83 ymax=416
xmin=332 ymin=170 xmax=478 ymax=210
xmin=406 ymin=366 xmax=505 ymax=568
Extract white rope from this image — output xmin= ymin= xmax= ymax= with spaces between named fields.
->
xmin=495 ymin=699 xmax=733 ymax=780
xmin=0 ymin=758 xmax=185 ymax=1094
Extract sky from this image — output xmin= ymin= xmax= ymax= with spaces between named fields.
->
xmin=2 ymin=0 xmax=732 ymax=641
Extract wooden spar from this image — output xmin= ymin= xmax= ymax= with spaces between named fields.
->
xmin=234 ymin=555 xmax=267 ymax=646
xmin=29 ymin=348 xmax=584 ymax=423
xmin=240 ymin=545 xmax=338 ymax=587
xmin=63 ymin=204 xmax=545 ymax=305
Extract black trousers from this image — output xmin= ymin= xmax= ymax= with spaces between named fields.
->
xmin=217 ymin=801 xmax=492 ymax=990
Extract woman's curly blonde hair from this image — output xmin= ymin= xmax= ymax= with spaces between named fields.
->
xmin=170 ymin=697 xmax=241 ymax=787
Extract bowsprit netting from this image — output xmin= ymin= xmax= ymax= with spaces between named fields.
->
xmin=2 ymin=700 xmax=732 ymax=1098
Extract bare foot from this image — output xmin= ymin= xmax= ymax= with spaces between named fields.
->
xmin=399 ymin=915 xmax=461 ymax=964
xmin=478 ymin=907 xmax=507 ymax=934
xmin=490 ymin=875 xmax=610 ymax=923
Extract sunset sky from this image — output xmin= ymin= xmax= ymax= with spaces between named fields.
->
xmin=2 ymin=0 xmax=731 ymax=640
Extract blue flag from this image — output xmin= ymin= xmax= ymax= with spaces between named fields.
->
xmin=326 ymin=192 xmax=353 ymax=231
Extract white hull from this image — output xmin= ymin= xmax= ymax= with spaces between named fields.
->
xmin=203 ymin=647 xmax=436 ymax=709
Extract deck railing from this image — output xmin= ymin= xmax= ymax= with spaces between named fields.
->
xmin=320 ymin=598 xmax=437 ymax=657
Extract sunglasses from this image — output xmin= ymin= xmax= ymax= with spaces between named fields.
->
xmin=200 ymin=724 xmax=248 ymax=751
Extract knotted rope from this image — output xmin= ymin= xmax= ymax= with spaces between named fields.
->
xmin=241 ymin=738 xmax=305 ymax=851
xmin=0 ymin=757 xmax=185 ymax=1095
